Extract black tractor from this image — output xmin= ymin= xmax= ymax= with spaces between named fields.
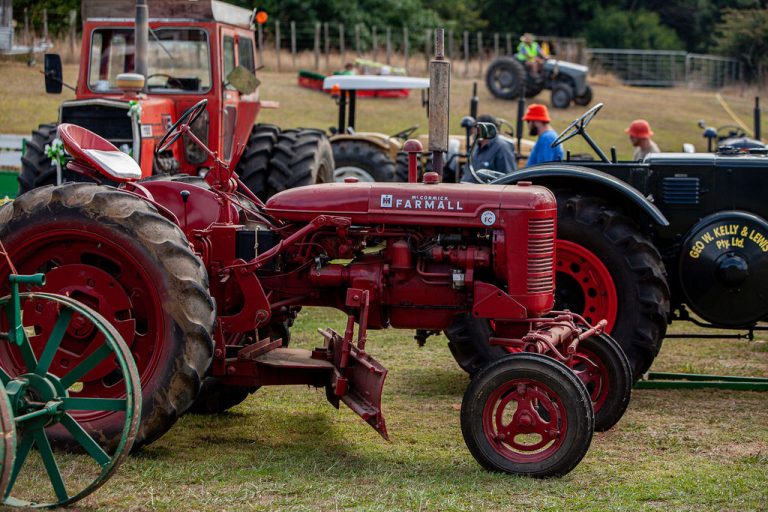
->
xmin=465 ymin=102 xmax=768 ymax=381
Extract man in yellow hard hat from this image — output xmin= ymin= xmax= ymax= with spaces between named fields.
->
xmin=516 ymin=33 xmax=545 ymax=76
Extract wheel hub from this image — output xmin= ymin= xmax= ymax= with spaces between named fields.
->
xmin=24 ymin=264 xmax=135 ymax=382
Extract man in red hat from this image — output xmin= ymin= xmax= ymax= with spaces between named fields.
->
xmin=523 ymin=104 xmax=564 ymax=166
xmin=625 ymin=119 xmax=660 ymax=160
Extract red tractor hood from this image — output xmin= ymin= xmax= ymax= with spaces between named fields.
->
xmin=264 ymin=182 xmax=555 ymax=227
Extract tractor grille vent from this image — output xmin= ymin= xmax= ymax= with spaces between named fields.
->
xmin=662 ymin=177 xmax=700 ymax=205
xmin=527 ymin=217 xmax=555 ymax=294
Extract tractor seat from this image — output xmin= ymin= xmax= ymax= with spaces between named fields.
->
xmin=57 ymin=123 xmax=142 ymax=181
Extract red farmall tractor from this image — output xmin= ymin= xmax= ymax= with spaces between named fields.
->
xmin=21 ymin=0 xmax=332 ymax=199
xmin=0 ymin=30 xmax=633 ymax=505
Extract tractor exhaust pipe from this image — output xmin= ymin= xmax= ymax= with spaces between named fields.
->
xmin=428 ymin=29 xmax=450 ymax=180
xmin=754 ymin=97 xmax=761 ymax=142
xmin=135 ymin=0 xmax=149 ymax=80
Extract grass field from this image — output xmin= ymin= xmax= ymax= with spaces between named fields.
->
xmin=0 ymin=60 xmax=766 ymax=160
xmin=0 ymin=59 xmax=767 ymax=510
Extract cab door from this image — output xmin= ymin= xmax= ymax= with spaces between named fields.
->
xmin=221 ymin=29 xmax=238 ymax=163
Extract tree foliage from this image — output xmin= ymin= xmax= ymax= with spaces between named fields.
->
xmin=581 ymin=7 xmax=683 ymax=50
xmin=714 ymin=8 xmax=768 ymax=78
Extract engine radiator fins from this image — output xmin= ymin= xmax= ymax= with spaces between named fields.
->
xmin=527 ymin=217 xmax=555 ymax=294
xmin=662 ymin=176 xmax=700 ymax=205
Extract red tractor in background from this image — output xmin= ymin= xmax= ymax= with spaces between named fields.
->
xmin=0 ymin=32 xmax=633 ymax=481
xmin=20 ymin=0 xmax=333 ymax=199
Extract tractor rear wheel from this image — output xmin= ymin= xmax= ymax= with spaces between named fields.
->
xmin=18 ymin=123 xmax=58 ymax=194
xmin=332 ymin=140 xmax=396 ymax=182
xmin=444 ymin=313 xmax=507 ymax=376
xmin=0 ymin=183 xmax=215 ymax=449
xmin=485 ymin=57 xmax=526 ymax=100
xmin=235 ymin=124 xmax=281 ymax=201
xmin=554 ymin=192 xmax=669 ymax=379
xmin=267 ymin=129 xmax=334 ymax=195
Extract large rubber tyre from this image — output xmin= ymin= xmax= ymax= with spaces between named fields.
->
xmin=551 ymin=83 xmax=574 ymax=109
xmin=394 ymin=152 xmax=411 ymax=182
xmin=555 ymin=192 xmax=669 ymax=379
xmin=235 ymin=123 xmax=281 ymax=201
xmin=524 ymin=74 xmax=546 ymax=98
xmin=444 ymin=313 xmax=507 ymax=376
xmin=332 ymin=140 xmax=396 ymax=182
xmin=570 ymin=333 xmax=632 ymax=431
xmin=461 ymin=353 xmax=594 ymax=477
xmin=485 ymin=57 xmax=526 ymax=100
xmin=267 ymin=129 xmax=334 ymax=196
xmin=18 ymin=123 xmax=58 ymax=194
xmin=574 ymin=84 xmax=593 ymax=107
xmin=0 ymin=183 xmax=215 ymax=449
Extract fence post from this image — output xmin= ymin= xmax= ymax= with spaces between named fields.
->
xmin=403 ymin=26 xmax=409 ymax=73
xmin=506 ymin=33 xmax=511 ymax=55
xmin=477 ymin=31 xmax=483 ymax=78
xmin=463 ymin=31 xmax=469 ymax=78
xmin=68 ymin=9 xmax=77 ymax=56
xmin=355 ymin=24 xmax=361 ymax=57
xmin=386 ymin=27 xmax=392 ymax=65
xmin=257 ymin=23 xmax=263 ymax=67
xmin=448 ymin=30 xmax=454 ymax=60
xmin=425 ymin=29 xmax=432 ymax=74
xmin=314 ymin=22 xmax=320 ymax=70
xmin=339 ymin=24 xmax=345 ymax=67
xmin=323 ymin=22 xmax=330 ymax=71
xmin=291 ymin=21 xmax=296 ymax=70
xmin=493 ymin=33 xmax=499 ymax=58
xmin=275 ymin=21 xmax=281 ymax=72
xmin=372 ymin=26 xmax=378 ymax=62
xmin=43 ymin=9 xmax=48 ymax=43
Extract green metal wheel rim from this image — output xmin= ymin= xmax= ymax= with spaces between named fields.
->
xmin=0 ymin=382 xmax=16 ymax=500
xmin=0 ymin=291 xmax=141 ymax=508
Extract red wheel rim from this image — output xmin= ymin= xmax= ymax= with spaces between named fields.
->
xmin=482 ymin=379 xmax=568 ymax=463
xmin=0 ymin=223 xmax=167 ymax=423
xmin=570 ymin=345 xmax=610 ymax=413
xmin=555 ymin=240 xmax=618 ymax=332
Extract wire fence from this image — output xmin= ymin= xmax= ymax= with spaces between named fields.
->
xmin=254 ymin=22 xmax=587 ymax=77
xmin=587 ymin=49 xmax=742 ymax=89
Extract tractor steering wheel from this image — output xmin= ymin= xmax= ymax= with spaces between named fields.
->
xmin=391 ymin=125 xmax=419 ymax=140
xmin=551 ymin=102 xmax=604 ymax=148
xmin=156 ymin=99 xmax=208 ymax=154
xmin=716 ymin=124 xmax=748 ymax=141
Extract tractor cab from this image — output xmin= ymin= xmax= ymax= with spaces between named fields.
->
xmin=34 ymin=0 xmax=264 ymax=183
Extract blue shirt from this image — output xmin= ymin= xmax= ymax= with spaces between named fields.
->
xmin=526 ymin=128 xmax=564 ymax=166
xmin=461 ymin=137 xmax=517 ymax=183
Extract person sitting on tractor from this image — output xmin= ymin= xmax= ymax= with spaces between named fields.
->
xmin=524 ymin=104 xmax=564 ymax=166
xmin=461 ymin=114 xmax=517 ymax=183
xmin=516 ymin=33 xmax=546 ymax=77
xmin=625 ymin=119 xmax=660 ymax=160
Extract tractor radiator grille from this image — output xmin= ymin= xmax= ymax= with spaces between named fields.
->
xmin=662 ymin=176 xmax=700 ymax=205
xmin=61 ymin=103 xmax=133 ymax=148
xmin=527 ymin=217 xmax=555 ymax=294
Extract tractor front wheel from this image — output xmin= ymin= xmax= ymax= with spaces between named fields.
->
xmin=18 ymin=123 xmax=58 ymax=194
xmin=0 ymin=184 xmax=215 ymax=449
xmin=461 ymin=353 xmax=594 ymax=477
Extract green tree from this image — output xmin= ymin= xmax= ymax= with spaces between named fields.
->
xmin=12 ymin=0 xmax=79 ymax=37
xmin=581 ymin=6 xmax=684 ymax=49
xmin=713 ymin=8 xmax=768 ymax=80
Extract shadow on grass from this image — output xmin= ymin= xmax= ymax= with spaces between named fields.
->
xmin=393 ymin=365 xmax=468 ymax=396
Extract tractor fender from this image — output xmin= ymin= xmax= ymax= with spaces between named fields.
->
xmin=331 ymin=133 xmax=401 ymax=160
xmin=493 ymin=164 xmax=669 ymax=227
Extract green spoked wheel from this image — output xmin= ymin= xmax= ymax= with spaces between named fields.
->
xmin=0 ymin=382 xmax=15 ymax=499
xmin=0 ymin=288 xmax=140 ymax=508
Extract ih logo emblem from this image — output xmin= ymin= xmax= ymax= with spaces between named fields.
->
xmin=381 ymin=194 xmax=393 ymax=208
